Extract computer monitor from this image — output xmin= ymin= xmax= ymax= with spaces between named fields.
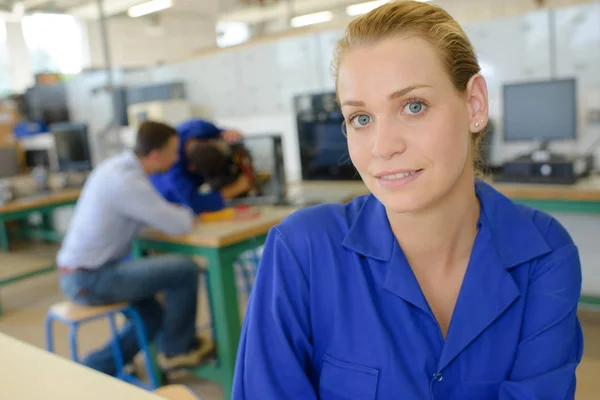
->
xmin=503 ymin=78 xmax=577 ymax=143
xmin=24 ymin=149 xmax=51 ymax=170
xmin=295 ymin=92 xmax=358 ymax=181
xmin=233 ymin=135 xmax=287 ymax=205
xmin=51 ymin=123 xmax=92 ymax=172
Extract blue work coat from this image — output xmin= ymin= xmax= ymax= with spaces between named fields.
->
xmin=151 ymin=118 xmax=224 ymax=214
xmin=233 ymin=180 xmax=583 ymax=400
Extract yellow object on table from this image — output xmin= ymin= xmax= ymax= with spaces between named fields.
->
xmin=200 ymin=207 xmax=235 ymax=222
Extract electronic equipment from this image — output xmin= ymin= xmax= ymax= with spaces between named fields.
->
xmin=25 ymin=83 xmax=70 ymax=125
xmin=295 ymin=92 xmax=359 ymax=181
xmin=19 ymin=133 xmax=59 ymax=171
xmin=503 ymin=78 xmax=577 ymax=145
xmin=24 ymin=149 xmax=51 ymax=169
xmin=231 ymin=135 xmax=287 ymax=205
xmin=494 ymin=153 xmax=594 ymax=185
xmin=198 ymin=135 xmax=286 ymax=206
xmin=51 ymin=123 xmax=92 ymax=172
xmin=496 ymin=78 xmax=591 ymax=184
xmin=126 ymin=82 xmax=186 ymax=106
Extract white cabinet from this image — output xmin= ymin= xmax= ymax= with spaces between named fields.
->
xmin=273 ymin=35 xmax=322 ymax=112
xmin=237 ymin=43 xmax=282 ymax=115
xmin=236 ymin=35 xmax=321 ymax=116
xmin=317 ymin=29 xmax=345 ymax=91
xmin=465 ymin=10 xmax=552 ymax=118
xmin=555 ymin=2 xmax=600 ymax=85
xmin=176 ymin=52 xmax=243 ymax=118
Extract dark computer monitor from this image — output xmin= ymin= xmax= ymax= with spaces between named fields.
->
xmin=295 ymin=92 xmax=358 ymax=181
xmin=51 ymin=123 xmax=92 ymax=172
xmin=233 ymin=135 xmax=287 ymax=205
xmin=24 ymin=149 xmax=51 ymax=170
xmin=503 ymin=78 xmax=577 ymax=143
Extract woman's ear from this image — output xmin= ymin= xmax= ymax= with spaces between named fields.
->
xmin=466 ymin=74 xmax=489 ymax=132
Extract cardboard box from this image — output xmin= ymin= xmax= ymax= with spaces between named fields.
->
xmin=0 ymin=104 xmax=19 ymax=144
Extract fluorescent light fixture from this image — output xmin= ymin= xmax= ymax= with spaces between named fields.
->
xmin=346 ymin=0 xmax=432 ymax=16
xmin=290 ymin=11 xmax=333 ymax=28
xmin=346 ymin=0 xmax=390 ymax=16
xmin=128 ymin=0 xmax=172 ymax=18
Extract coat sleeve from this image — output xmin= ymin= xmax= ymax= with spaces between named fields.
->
xmin=232 ymin=228 xmax=318 ymax=400
xmin=499 ymin=242 xmax=584 ymax=400
xmin=167 ymin=166 xmax=224 ymax=214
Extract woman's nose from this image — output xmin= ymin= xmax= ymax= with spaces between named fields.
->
xmin=372 ymin=120 xmax=407 ymax=159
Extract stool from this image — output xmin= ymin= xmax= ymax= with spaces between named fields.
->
xmin=155 ymin=384 xmax=203 ymax=399
xmin=45 ymin=301 xmax=160 ymax=390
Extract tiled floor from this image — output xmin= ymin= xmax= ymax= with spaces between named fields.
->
xmin=1 ymin=241 xmax=599 ymax=399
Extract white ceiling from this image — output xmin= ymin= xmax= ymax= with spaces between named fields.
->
xmin=0 ymin=0 xmax=598 ymax=22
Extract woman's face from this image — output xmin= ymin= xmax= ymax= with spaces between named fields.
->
xmin=337 ymin=36 xmax=487 ymax=214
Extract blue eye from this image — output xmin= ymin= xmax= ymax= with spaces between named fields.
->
xmin=351 ymin=114 xmax=372 ymax=128
xmin=404 ymin=101 xmax=424 ymax=115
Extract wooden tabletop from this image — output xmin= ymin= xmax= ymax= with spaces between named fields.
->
xmin=294 ymin=175 xmax=600 ymax=202
xmin=140 ymin=205 xmax=299 ymax=248
xmin=0 ymin=189 xmax=80 ymax=214
xmin=0 ymin=332 xmax=163 ymax=400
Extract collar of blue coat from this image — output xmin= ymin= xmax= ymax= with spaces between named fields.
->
xmin=341 ymin=179 xmax=553 ymax=371
xmin=342 ymin=179 xmax=551 ymax=267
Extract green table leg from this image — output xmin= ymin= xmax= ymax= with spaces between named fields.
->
xmin=0 ymin=218 xmax=8 ymax=253
xmin=135 ymin=236 xmax=266 ymax=398
xmin=204 ymin=247 xmax=242 ymax=400
xmin=42 ymin=211 xmax=54 ymax=232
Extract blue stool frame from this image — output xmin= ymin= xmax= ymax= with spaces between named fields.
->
xmin=45 ymin=304 xmax=160 ymax=390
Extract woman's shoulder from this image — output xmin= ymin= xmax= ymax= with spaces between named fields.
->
xmin=477 ymin=180 xmax=575 ymax=255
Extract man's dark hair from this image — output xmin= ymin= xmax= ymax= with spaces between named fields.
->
xmin=188 ymin=141 xmax=230 ymax=182
xmin=134 ymin=121 xmax=177 ymax=157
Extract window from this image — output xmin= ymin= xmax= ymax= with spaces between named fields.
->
xmin=21 ymin=13 xmax=86 ymax=75
xmin=0 ymin=18 xmax=10 ymax=96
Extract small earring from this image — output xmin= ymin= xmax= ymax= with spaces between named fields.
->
xmin=475 ymin=122 xmax=480 ymax=128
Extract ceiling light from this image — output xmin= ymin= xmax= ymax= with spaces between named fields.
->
xmin=346 ymin=0 xmax=390 ymax=16
xmin=128 ymin=0 xmax=172 ymax=18
xmin=290 ymin=11 xmax=333 ymax=28
xmin=346 ymin=0 xmax=432 ymax=17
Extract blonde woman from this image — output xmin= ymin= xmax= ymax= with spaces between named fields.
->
xmin=233 ymin=2 xmax=583 ymax=399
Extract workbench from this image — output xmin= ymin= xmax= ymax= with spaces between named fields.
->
xmin=0 ymin=189 xmax=80 ymax=251
xmin=0 ymin=189 xmax=79 ymax=316
xmin=135 ymin=205 xmax=298 ymax=400
xmin=293 ymin=175 xmax=600 ymax=211
xmin=0 ymin=332 xmax=164 ymax=400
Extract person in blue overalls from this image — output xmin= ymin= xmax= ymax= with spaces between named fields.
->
xmin=232 ymin=1 xmax=583 ymax=399
xmin=151 ymin=118 xmax=252 ymax=214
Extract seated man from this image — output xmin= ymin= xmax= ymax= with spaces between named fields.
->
xmin=150 ymin=118 xmax=251 ymax=214
xmin=57 ymin=120 xmax=212 ymax=376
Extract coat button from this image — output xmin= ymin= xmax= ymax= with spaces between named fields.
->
xmin=432 ymin=373 xmax=443 ymax=382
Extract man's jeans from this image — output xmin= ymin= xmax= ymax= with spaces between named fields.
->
xmin=59 ymin=254 xmax=200 ymax=376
